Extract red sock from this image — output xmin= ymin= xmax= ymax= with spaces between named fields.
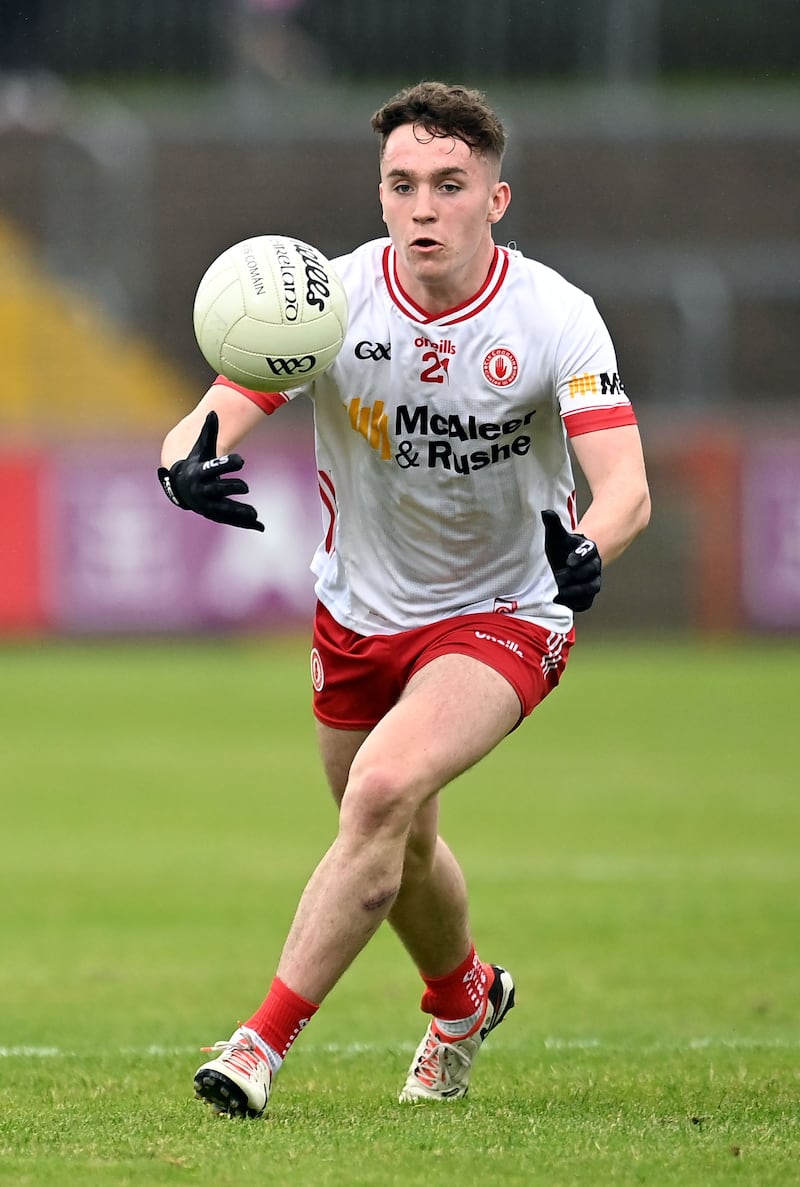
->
xmin=245 ymin=977 xmax=319 ymax=1060
xmin=419 ymin=946 xmax=490 ymax=1021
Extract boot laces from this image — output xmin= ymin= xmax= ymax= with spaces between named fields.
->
xmin=414 ymin=1028 xmax=472 ymax=1089
xmin=201 ymin=1032 xmax=266 ymax=1078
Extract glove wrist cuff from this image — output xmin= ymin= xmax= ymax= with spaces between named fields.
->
xmin=158 ymin=462 xmax=190 ymax=510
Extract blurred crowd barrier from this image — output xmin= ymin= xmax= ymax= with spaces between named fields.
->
xmin=2 ymin=428 xmax=800 ymax=637
xmin=1 ymin=1 xmax=795 ymax=83
xmin=0 ymin=441 xmax=321 ymax=635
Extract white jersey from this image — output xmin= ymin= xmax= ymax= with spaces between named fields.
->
xmin=225 ymin=238 xmax=637 ymax=637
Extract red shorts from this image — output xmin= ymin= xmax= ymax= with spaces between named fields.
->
xmin=311 ymin=601 xmax=574 ymax=730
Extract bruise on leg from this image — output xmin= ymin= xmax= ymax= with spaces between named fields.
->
xmin=362 ymin=886 xmax=399 ymax=912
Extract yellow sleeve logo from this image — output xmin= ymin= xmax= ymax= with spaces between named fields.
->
xmin=568 ymin=373 xmax=599 ymax=398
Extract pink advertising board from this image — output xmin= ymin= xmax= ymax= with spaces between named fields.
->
xmin=741 ymin=442 xmax=800 ymax=629
xmin=43 ymin=443 xmax=322 ymax=633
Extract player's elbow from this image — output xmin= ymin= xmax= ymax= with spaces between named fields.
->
xmin=633 ymin=480 xmax=651 ymax=538
xmin=620 ymin=455 xmax=652 ymax=542
xmin=605 ymin=476 xmax=651 ymax=564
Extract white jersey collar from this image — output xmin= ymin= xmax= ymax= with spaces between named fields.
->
xmin=382 ymin=244 xmax=510 ymax=328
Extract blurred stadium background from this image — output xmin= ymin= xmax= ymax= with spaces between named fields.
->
xmin=1 ymin=0 xmax=798 ymax=640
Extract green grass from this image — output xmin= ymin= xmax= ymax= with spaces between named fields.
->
xmin=0 ymin=637 xmax=798 ymax=1186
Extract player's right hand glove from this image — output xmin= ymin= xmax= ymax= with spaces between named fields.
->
xmin=158 ymin=410 xmax=265 ymax=532
xmin=541 ymin=509 xmax=602 ymax=612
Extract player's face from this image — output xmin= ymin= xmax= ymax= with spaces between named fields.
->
xmin=379 ymin=123 xmax=510 ymax=313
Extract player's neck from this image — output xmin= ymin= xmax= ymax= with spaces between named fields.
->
xmin=395 ymin=242 xmax=498 ymax=317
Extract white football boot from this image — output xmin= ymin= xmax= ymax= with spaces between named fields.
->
xmin=194 ymin=1026 xmax=273 ymax=1118
xmin=399 ymin=965 xmax=515 ymax=1102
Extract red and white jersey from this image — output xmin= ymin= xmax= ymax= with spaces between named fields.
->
xmin=225 ymin=237 xmax=637 ymax=636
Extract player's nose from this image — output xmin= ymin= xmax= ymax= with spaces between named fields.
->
xmin=412 ymin=187 xmax=437 ymax=220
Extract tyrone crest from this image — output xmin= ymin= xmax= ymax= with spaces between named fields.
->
xmin=483 ymin=347 xmax=519 ymax=387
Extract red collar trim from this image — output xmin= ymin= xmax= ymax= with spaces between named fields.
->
xmin=382 ymin=244 xmax=509 ymax=326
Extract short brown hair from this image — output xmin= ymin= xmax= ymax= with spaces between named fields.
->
xmin=371 ymin=81 xmax=507 ymax=165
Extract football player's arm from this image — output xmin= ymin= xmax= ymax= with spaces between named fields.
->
xmin=161 ymin=382 xmax=264 ymax=468
xmin=541 ymin=424 xmax=649 ymax=612
xmin=158 ymin=382 xmax=267 ymax=531
xmin=570 ymin=423 xmax=651 ymax=564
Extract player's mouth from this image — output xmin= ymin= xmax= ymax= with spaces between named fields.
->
xmin=410 ymin=237 xmax=443 ymax=252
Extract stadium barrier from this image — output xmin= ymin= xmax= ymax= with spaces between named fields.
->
xmin=0 ymin=442 xmax=320 ymax=636
xmin=2 ymin=434 xmax=799 ymax=637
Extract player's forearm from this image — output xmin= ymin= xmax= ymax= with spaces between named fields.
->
xmin=161 ymin=414 xmax=208 ymax=469
xmin=161 ymin=385 xmax=263 ymax=468
xmin=577 ymin=472 xmax=651 ymax=565
xmin=569 ymin=424 xmax=650 ymax=565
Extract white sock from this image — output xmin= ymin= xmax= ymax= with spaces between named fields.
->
xmin=239 ymin=1025 xmax=283 ymax=1075
xmin=434 ymin=1000 xmax=486 ymax=1039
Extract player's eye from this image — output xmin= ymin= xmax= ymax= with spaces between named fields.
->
xmin=439 ymin=182 xmax=461 ymax=193
xmin=393 ymin=183 xmax=413 ymax=194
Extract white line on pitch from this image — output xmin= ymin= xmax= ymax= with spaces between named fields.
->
xmin=2 ymin=1036 xmax=800 ymax=1059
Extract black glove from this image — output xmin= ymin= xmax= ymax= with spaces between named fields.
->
xmin=541 ymin=509 xmax=601 ymax=612
xmin=158 ymin=410 xmax=265 ymax=532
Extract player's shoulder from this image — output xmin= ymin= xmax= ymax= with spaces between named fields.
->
xmin=330 ymin=239 xmax=390 ymax=322
xmin=332 ymin=237 xmax=389 ymax=281
xmin=506 ymin=245 xmax=591 ymax=310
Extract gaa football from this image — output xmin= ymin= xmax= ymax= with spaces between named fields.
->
xmin=192 ymin=235 xmax=348 ymax=392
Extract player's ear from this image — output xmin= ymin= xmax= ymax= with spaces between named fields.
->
xmin=488 ymin=181 xmax=511 ymax=225
xmin=378 ymin=183 xmax=387 ymax=222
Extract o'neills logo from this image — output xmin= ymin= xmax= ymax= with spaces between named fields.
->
xmin=474 ymin=630 xmax=524 ymax=658
xmin=294 ymin=240 xmax=333 ymax=312
xmin=483 ymin=347 xmax=518 ymax=387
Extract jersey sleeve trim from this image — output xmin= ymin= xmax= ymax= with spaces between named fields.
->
xmin=213 ymin=374 xmax=290 ymax=415
xmin=563 ymin=403 xmax=638 ymax=437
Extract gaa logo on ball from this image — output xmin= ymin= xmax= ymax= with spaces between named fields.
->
xmin=193 ymin=235 xmax=349 ymax=392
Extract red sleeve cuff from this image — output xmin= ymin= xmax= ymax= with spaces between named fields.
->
xmin=213 ymin=374 xmax=290 ymax=416
xmin=563 ymin=404 xmax=638 ymax=438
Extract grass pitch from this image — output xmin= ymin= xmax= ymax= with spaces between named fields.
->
xmin=0 ymin=636 xmax=798 ymax=1186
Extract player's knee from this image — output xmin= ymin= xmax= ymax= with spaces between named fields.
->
xmin=339 ymin=760 xmax=418 ymax=840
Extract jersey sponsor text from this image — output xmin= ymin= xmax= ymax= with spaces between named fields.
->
xmin=395 ymin=404 xmax=535 ymax=441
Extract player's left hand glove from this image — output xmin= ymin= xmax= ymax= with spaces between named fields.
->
xmin=158 ymin=410 xmax=265 ymax=531
xmin=541 ymin=509 xmax=602 ymax=612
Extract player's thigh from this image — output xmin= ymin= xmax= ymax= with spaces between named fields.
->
xmin=316 ymin=722 xmax=371 ymax=804
xmin=347 ymin=652 xmax=521 ymax=806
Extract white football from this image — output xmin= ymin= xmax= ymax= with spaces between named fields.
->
xmin=192 ymin=235 xmax=348 ymax=392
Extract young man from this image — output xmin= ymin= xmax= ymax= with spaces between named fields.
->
xmin=159 ymin=81 xmax=650 ymax=1116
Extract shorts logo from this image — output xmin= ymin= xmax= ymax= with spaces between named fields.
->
xmin=474 ymin=630 xmax=524 ymax=658
xmin=483 ymin=348 xmax=518 ymax=388
xmin=310 ymin=647 xmax=325 ymax=691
